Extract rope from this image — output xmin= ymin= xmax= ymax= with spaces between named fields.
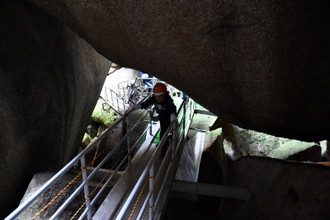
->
xmin=69 ymin=199 xmax=86 ymax=220
xmin=141 ymin=205 xmax=150 ymax=220
xmin=70 ymin=148 xmax=128 ymax=219
xmin=90 ymin=144 xmax=99 ymax=167
xmin=31 ymin=104 xmax=153 ymax=219
xmin=90 ymin=131 xmax=123 ymax=163
xmin=31 ymin=140 xmax=115 ymax=219
xmin=31 ymin=172 xmax=82 ymax=220
xmin=128 ymin=177 xmax=149 ymax=220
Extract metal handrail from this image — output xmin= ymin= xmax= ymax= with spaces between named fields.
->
xmin=114 ymin=97 xmax=193 ymax=219
xmin=5 ymin=94 xmax=190 ymax=220
xmin=114 ymin=118 xmax=179 ymax=220
xmin=78 ymin=121 xmax=152 ymax=220
xmin=5 ymin=99 xmax=150 ymax=220
xmin=148 ymin=98 xmax=193 ymax=219
xmin=49 ymin=113 xmax=151 ymax=220
xmin=90 ymin=122 xmax=151 ymax=206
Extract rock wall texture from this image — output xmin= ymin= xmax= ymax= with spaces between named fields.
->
xmin=28 ymin=0 xmax=330 ymax=141
xmin=2 ymin=0 xmax=330 ymax=218
xmin=222 ymin=122 xmax=322 ymax=161
xmin=222 ymin=157 xmax=330 ymax=219
xmin=0 ymin=0 xmax=110 ymax=217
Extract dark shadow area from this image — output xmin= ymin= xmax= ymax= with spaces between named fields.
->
xmin=163 ymin=150 xmax=222 ymax=219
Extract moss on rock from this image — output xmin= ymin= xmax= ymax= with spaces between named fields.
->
xmin=91 ymin=100 xmax=117 ymax=126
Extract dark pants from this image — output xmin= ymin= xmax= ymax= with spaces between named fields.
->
xmin=160 ymin=119 xmax=172 ymax=158
xmin=159 ymin=119 xmax=171 ymax=140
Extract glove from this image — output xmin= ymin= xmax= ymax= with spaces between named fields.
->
xmin=132 ymin=104 xmax=141 ymax=110
xmin=170 ymin=113 xmax=177 ymax=123
xmin=170 ymin=113 xmax=178 ymax=130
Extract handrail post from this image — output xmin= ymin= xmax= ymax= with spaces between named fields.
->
xmin=183 ymin=97 xmax=187 ymax=139
xmin=149 ymin=164 xmax=155 ymax=219
xmin=126 ymin=116 xmax=131 ymax=165
xmin=149 ymin=109 xmax=153 ymax=136
xmin=81 ymin=155 xmax=92 ymax=220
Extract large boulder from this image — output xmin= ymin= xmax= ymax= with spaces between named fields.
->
xmin=0 ymin=0 xmax=110 ymax=217
xmin=222 ymin=122 xmax=322 ymax=162
xmin=2 ymin=0 xmax=330 ymax=217
xmin=222 ymin=157 xmax=330 ymax=219
xmin=28 ymin=0 xmax=330 ymax=141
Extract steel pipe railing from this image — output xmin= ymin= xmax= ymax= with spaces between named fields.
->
xmin=51 ymin=114 xmax=151 ymax=220
xmin=138 ymin=97 xmax=194 ymax=220
xmin=114 ymin=97 xmax=194 ymax=219
xmin=5 ymin=98 xmax=151 ymax=220
xmin=114 ymin=120 xmax=178 ymax=219
xmin=81 ymin=155 xmax=92 ymax=220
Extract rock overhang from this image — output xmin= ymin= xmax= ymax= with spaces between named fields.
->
xmin=28 ymin=0 xmax=330 ymax=141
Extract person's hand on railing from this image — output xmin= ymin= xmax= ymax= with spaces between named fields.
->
xmin=170 ymin=113 xmax=177 ymax=122
xmin=170 ymin=113 xmax=178 ymax=130
xmin=132 ymin=103 xmax=141 ymax=110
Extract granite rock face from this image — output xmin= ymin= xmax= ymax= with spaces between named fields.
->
xmin=2 ymin=0 xmax=330 ymax=217
xmin=222 ymin=122 xmax=322 ymax=162
xmin=222 ymin=157 xmax=330 ymax=220
xmin=0 ymin=0 xmax=110 ymax=217
xmin=28 ymin=0 xmax=330 ymax=141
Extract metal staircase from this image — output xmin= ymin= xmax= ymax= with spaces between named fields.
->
xmin=5 ymin=78 xmax=251 ymax=219
xmin=5 ymin=97 xmax=193 ymax=220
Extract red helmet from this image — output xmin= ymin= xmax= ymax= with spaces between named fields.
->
xmin=153 ymin=82 xmax=167 ymax=96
